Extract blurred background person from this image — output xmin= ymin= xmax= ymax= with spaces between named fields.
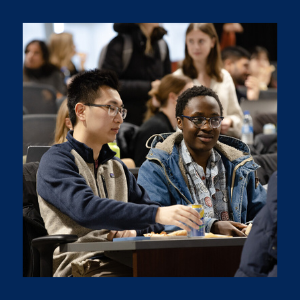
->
xmin=23 ymin=40 xmax=66 ymax=98
xmin=133 ymin=74 xmax=193 ymax=167
xmin=221 ymin=46 xmax=260 ymax=104
xmin=101 ymin=23 xmax=171 ymax=126
xmin=249 ymin=46 xmax=276 ymax=90
xmin=49 ymin=32 xmax=86 ymax=85
xmin=173 ymin=23 xmax=243 ymax=138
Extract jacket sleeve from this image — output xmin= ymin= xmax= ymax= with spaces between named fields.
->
xmin=37 ymin=148 xmax=162 ymax=232
xmin=246 ymin=171 xmax=267 ymax=221
xmin=137 ymin=159 xmax=189 ymax=232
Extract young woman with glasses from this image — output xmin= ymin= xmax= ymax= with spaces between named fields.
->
xmin=137 ymin=85 xmax=267 ymax=237
xmin=173 ymin=23 xmax=243 ymax=138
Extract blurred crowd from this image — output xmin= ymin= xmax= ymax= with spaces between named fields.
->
xmin=23 ymin=23 xmax=277 ymax=183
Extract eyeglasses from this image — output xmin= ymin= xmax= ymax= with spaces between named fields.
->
xmin=85 ymin=104 xmax=127 ymax=119
xmin=181 ymin=115 xmax=224 ymax=129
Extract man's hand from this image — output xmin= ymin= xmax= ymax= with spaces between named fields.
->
xmin=220 ymin=117 xmax=233 ymax=134
xmin=211 ymin=221 xmax=247 ymax=237
xmin=155 ymin=205 xmax=203 ymax=232
xmin=107 ymin=230 xmax=136 ymax=241
xmin=245 ymin=76 xmax=260 ymax=100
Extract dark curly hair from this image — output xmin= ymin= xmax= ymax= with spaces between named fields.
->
xmin=176 ymin=85 xmax=223 ymax=117
xmin=67 ymin=68 xmax=120 ymax=127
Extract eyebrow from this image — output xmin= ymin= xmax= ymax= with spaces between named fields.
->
xmin=106 ymin=100 xmax=124 ymax=107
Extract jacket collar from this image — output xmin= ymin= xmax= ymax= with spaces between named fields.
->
xmin=149 ymin=131 xmax=249 ymax=163
xmin=66 ymin=131 xmax=115 ymax=164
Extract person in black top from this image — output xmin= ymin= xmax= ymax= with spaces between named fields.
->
xmin=101 ymin=23 xmax=171 ymax=126
xmin=23 ymin=40 xmax=66 ymax=97
xmin=133 ymin=74 xmax=193 ymax=167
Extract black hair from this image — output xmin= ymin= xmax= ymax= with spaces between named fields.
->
xmin=176 ymin=85 xmax=223 ymax=117
xmin=221 ymin=46 xmax=251 ymax=62
xmin=67 ymin=68 xmax=120 ymax=127
xmin=23 ymin=39 xmax=59 ymax=78
xmin=25 ymin=40 xmax=50 ymax=61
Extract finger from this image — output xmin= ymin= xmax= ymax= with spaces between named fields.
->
xmin=173 ymin=220 xmax=192 ymax=232
xmin=123 ymin=231 xmax=131 ymax=238
xmin=107 ymin=231 xmax=116 ymax=241
xmin=177 ymin=208 xmax=202 ymax=227
xmin=174 ymin=214 xmax=200 ymax=230
xmin=233 ymin=228 xmax=246 ymax=237
xmin=230 ymin=221 xmax=247 ymax=229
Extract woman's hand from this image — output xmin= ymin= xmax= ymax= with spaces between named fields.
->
xmin=107 ymin=230 xmax=137 ymax=241
xmin=220 ymin=117 xmax=233 ymax=134
xmin=211 ymin=221 xmax=247 ymax=237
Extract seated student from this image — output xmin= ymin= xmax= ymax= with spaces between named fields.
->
xmin=133 ymin=74 xmax=193 ymax=167
xmin=36 ymin=69 xmax=201 ymax=277
xmin=54 ymin=98 xmax=136 ymax=168
xmin=221 ymin=46 xmax=260 ymax=104
xmin=23 ymin=40 xmax=66 ymax=98
xmin=235 ymin=171 xmax=277 ymax=277
xmin=137 ymin=85 xmax=266 ymax=236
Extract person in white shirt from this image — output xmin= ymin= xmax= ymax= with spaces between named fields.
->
xmin=173 ymin=23 xmax=243 ymax=138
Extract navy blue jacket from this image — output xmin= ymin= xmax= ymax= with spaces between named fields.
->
xmin=37 ymin=131 xmax=164 ymax=236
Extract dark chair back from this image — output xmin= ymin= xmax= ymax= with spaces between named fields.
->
xmin=23 ymin=82 xmax=57 ymax=114
xmin=116 ymin=122 xmax=139 ymax=159
xmin=23 ymin=114 xmax=56 ymax=155
xmin=23 ymin=162 xmax=47 ymax=277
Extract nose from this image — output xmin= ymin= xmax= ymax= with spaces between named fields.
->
xmin=201 ymin=119 xmax=213 ymax=130
xmin=114 ymin=111 xmax=124 ymax=124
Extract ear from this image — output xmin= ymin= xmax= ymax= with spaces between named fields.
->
xmin=65 ymin=117 xmax=73 ymax=130
xmin=177 ymin=117 xmax=183 ymax=130
xmin=75 ymin=103 xmax=86 ymax=122
xmin=223 ymin=58 xmax=233 ymax=71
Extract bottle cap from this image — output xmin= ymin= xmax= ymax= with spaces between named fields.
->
xmin=244 ymin=110 xmax=250 ymax=115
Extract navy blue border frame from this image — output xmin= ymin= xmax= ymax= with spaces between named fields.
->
xmin=1 ymin=0 xmax=296 ymax=298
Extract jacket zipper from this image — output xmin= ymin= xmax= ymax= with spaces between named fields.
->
xmin=147 ymin=157 xmax=192 ymax=205
xmin=101 ymin=175 xmax=109 ymax=198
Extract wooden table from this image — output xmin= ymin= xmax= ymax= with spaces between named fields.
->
xmin=60 ymin=237 xmax=246 ymax=277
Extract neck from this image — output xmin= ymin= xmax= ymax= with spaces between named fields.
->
xmin=160 ymin=105 xmax=177 ymax=129
xmin=193 ymin=60 xmax=207 ymax=74
xmin=139 ymin=23 xmax=154 ymax=37
xmin=73 ymin=128 xmax=103 ymax=161
xmin=189 ymin=148 xmax=212 ymax=174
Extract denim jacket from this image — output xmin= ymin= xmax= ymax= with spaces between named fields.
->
xmin=137 ymin=132 xmax=267 ymax=232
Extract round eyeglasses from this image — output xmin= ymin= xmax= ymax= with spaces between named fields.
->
xmin=86 ymin=104 xmax=127 ymax=119
xmin=181 ymin=115 xmax=224 ymax=129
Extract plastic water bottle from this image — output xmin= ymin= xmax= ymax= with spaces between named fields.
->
xmin=241 ymin=111 xmax=253 ymax=145
xmin=108 ymin=140 xmax=120 ymax=158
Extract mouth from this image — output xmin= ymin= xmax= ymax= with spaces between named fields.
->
xmin=111 ymin=128 xmax=119 ymax=134
xmin=197 ymin=134 xmax=214 ymax=143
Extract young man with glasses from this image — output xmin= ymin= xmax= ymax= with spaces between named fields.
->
xmin=138 ymin=85 xmax=267 ymax=237
xmin=36 ymin=69 xmax=201 ymax=277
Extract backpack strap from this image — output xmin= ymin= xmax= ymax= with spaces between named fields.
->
xmin=158 ymin=39 xmax=167 ymax=62
xmin=98 ymin=44 xmax=108 ymax=69
xmin=121 ymin=34 xmax=133 ymax=72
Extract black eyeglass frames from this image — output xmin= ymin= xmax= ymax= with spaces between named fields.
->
xmin=181 ymin=115 xmax=224 ymax=129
